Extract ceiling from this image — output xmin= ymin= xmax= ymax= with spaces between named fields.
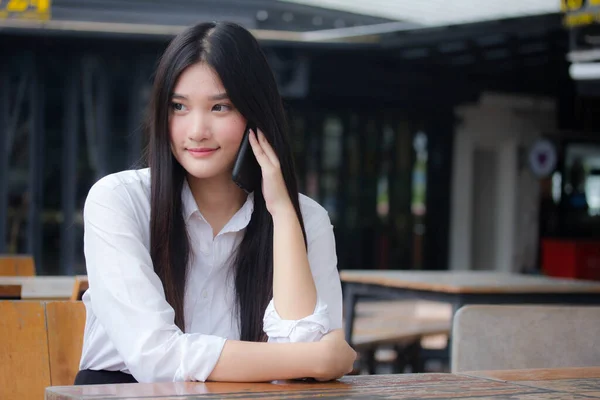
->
xmin=279 ymin=0 xmax=560 ymax=27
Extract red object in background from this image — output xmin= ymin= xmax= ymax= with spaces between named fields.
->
xmin=542 ymin=239 xmax=600 ymax=281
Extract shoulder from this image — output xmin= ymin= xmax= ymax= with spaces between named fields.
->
xmin=89 ymin=168 xmax=150 ymax=193
xmin=298 ymin=194 xmax=332 ymax=240
xmin=85 ymin=169 xmax=151 ymax=215
xmin=87 ymin=168 xmax=150 ymax=198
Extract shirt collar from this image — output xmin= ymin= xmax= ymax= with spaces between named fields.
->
xmin=181 ymin=179 xmax=255 ymax=233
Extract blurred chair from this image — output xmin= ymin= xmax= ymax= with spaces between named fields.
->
xmin=0 ymin=254 xmax=36 ymax=276
xmin=0 ymin=301 xmax=50 ymax=399
xmin=351 ymin=300 xmax=452 ymax=374
xmin=46 ymin=301 xmax=87 ymax=386
xmin=0 ymin=301 xmax=86 ymax=399
xmin=70 ymin=275 xmax=89 ymax=301
xmin=451 ymin=305 xmax=600 ymax=372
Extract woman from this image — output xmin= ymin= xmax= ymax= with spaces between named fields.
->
xmin=75 ymin=21 xmax=356 ymax=384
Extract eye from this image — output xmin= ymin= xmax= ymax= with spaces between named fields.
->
xmin=212 ymin=104 xmax=231 ymax=112
xmin=171 ymin=102 xmax=186 ymax=112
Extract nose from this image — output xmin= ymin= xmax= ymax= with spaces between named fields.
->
xmin=188 ymin=111 xmax=211 ymax=142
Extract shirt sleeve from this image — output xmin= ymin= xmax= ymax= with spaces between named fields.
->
xmin=263 ymin=211 xmax=342 ymax=343
xmin=83 ymin=180 xmax=226 ymax=383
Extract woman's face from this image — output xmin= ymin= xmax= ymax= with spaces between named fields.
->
xmin=169 ymin=62 xmax=247 ymax=181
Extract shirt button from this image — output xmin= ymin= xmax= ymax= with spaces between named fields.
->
xmin=202 ymin=290 xmax=208 ymax=299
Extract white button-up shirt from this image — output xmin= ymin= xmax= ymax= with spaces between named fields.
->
xmin=79 ymin=169 xmax=342 ymax=383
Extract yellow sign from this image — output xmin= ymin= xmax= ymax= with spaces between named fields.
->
xmin=563 ymin=11 xmax=600 ymax=27
xmin=0 ymin=0 xmax=51 ymax=21
xmin=562 ymin=0 xmax=600 ymax=27
xmin=561 ymin=0 xmax=600 ymax=11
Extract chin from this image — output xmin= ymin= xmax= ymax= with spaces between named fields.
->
xmin=183 ymin=165 xmax=230 ymax=181
xmin=185 ymin=170 xmax=220 ymax=180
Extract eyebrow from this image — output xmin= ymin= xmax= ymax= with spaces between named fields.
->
xmin=208 ymin=93 xmax=229 ymax=101
xmin=170 ymin=93 xmax=229 ymax=101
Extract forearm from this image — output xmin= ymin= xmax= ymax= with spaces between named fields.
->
xmin=208 ymin=340 xmax=318 ymax=382
xmin=272 ymin=207 xmax=317 ymax=319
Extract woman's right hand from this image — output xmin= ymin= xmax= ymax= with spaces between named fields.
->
xmin=313 ymin=329 xmax=357 ymax=381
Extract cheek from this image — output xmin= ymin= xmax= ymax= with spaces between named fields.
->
xmin=216 ymin=118 xmax=246 ymax=149
xmin=169 ymin=117 xmax=187 ymax=144
xmin=222 ymin=130 xmax=244 ymax=150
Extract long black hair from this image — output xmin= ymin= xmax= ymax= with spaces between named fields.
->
xmin=146 ymin=21 xmax=306 ymax=341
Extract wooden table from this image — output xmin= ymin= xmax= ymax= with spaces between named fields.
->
xmin=46 ymin=369 xmax=600 ymax=399
xmin=462 ymin=367 xmax=600 ymax=398
xmin=0 ymin=276 xmax=76 ymax=300
xmin=340 ymin=270 xmax=600 ymax=345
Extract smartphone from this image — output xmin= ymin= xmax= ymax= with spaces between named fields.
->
xmin=232 ymin=123 xmax=261 ymax=194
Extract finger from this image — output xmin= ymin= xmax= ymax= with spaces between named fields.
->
xmin=256 ymin=130 xmax=280 ymax=168
xmin=248 ymin=129 xmax=272 ymax=169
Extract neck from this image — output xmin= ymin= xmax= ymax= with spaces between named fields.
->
xmin=186 ymin=173 xmax=247 ymax=236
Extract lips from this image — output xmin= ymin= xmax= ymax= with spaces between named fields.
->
xmin=187 ymin=147 xmax=219 ymax=157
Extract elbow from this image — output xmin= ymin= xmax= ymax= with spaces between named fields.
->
xmin=122 ymin=332 xmax=186 ymax=383
xmin=125 ymin=333 xmax=226 ymax=383
xmin=124 ymin=353 xmax=175 ymax=383
xmin=126 ymin=364 xmax=160 ymax=384
xmin=264 ymin=300 xmax=331 ymax=343
xmin=126 ymin=357 xmax=172 ymax=383
xmin=289 ymin=321 xmax=330 ymax=343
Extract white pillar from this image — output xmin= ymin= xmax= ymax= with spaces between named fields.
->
xmin=449 ymin=128 xmax=473 ymax=271
xmin=449 ymin=93 xmax=556 ymax=272
xmin=496 ymin=138 xmax=518 ymax=273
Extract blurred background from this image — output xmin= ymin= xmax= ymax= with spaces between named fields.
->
xmin=1 ymin=0 xmax=599 ymax=279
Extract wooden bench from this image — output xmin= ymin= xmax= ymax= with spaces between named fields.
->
xmin=0 ymin=276 xmax=77 ymax=300
xmin=349 ymin=300 xmax=451 ymax=374
xmin=0 ymin=284 xmax=21 ymax=299
xmin=0 ymin=254 xmax=36 ymax=276
xmin=0 ymin=301 xmax=86 ymax=400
